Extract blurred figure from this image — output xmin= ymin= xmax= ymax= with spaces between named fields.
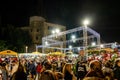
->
xmin=55 ymin=72 xmax=64 ymax=80
xmin=41 ymin=61 xmax=52 ymax=72
xmin=77 ymin=50 xmax=87 ymax=62
xmin=113 ymin=58 xmax=120 ymax=80
xmin=39 ymin=61 xmax=56 ymax=80
xmin=39 ymin=70 xmax=55 ymax=80
xmin=1 ymin=62 xmax=8 ymax=80
xmin=83 ymin=60 xmax=105 ymax=80
xmin=6 ymin=60 xmax=18 ymax=78
xmin=62 ymin=63 xmax=76 ymax=80
xmin=59 ymin=62 xmax=66 ymax=72
xmin=0 ymin=64 xmax=3 ymax=80
xmin=36 ymin=62 xmax=42 ymax=80
xmin=28 ymin=60 xmax=36 ymax=79
xmin=10 ymin=63 xmax=27 ymax=80
xmin=76 ymin=61 xmax=87 ymax=80
xmin=102 ymin=60 xmax=114 ymax=80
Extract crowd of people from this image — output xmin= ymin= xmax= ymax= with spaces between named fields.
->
xmin=0 ymin=50 xmax=120 ymax=80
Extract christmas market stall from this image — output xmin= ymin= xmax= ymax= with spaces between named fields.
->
xmin=0 ymin=50 xmax=18 ymax=57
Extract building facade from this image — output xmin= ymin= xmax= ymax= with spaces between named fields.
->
xmin=21 ymin=16 xmax=66 ymax=52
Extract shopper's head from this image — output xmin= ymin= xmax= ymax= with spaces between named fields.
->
xmin=114 ymin=58 xmax=120 ymax=67
xmin=89 ymin=60 xmax=102 ymax=72
xmin=44 ymin=61 xmax=52 ymax=70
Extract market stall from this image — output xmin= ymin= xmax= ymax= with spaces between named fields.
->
xmin=18 ymin=51 xmax=47 ymax=59
xmin=48 ymin=52 xmax=65 ymax=57
xmin=0 ymin=50 xmax=18 ymax=57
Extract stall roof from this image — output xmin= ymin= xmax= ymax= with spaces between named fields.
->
xmin=0 ymin=50 xmax=18 ymax=56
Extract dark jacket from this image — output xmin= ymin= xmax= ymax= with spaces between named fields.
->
xmin=64 ymin=71 xmax=73 ymax=80
xmin=113 ymin=67 xmax=120 ymax=80
xmin=28 ymin=63 xmax=36 ymax=75
xmin=10 ymin=72 xmax=27 ymax=80
xmin=10 ymin=63 xmax=27 ymax=80
xmin=76 ymin=63 xmax=87 ymax=78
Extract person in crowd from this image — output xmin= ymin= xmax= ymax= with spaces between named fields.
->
xmin=52 ymin=63 xmax=64 ymax=80
xmin=83 ymin=60 xmax=105 ymax=80
xmin=6 ymin=60 xmax=18 ymax=78
xmin=77 ymin=50 xmax=87 ymax=62
xmin=113 ymin=58 xmax=120 ymax=80
xmin=59 ymin=62 xmax=66 ymax=72
xmin=36 ymin=62 xmax=42 ymax=80
xmin=0 ymin=63 xmax=3 ymax=80
xmin=76 ymin=61 xmax=87 ymax=80
xmin=5 ymin=60 xmax=13 ymax=78
xmin=10 ymin=63 xmax=27 ymax=80
xmin=41 ymin=61 xmax=52 ymax=72
xmin=62 ymin=63 xmax=76 ymax=80
xmin=102 ymin=60 xmax=114 ymax=80
xmin=39 ymin=61 xmax=56 ymax=80
xmin=28 ymin=60 xmax=36 ymax=79
xmin=54 ymin=72 xmax=64 ymax=80
xmin=39 ymin=69 xmax=55 ymax=80
xmin=52 ymin=63 xmax=58 ymax=72
xmin=1 ymin=62 xmax=8 ymax=80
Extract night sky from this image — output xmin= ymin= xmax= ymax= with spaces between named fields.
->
xmin=0 ymin=0 xmax=120 ymax=43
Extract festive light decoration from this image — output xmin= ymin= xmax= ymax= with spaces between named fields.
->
xmin=37 ymin=26 xmax=101 ymax=53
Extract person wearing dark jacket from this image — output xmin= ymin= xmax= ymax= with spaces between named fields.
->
xmin=63 ymin=63 xmax=76 ymax=80
xmin=113 ymin=58 xmax=120 ymax=80
xmin=76 ymin=61 xmax=87 ymax=80
xmin=28 ymin=61 xmax=36 ymax=79
xmin=10 ymin=63 xmax=27 ymax=80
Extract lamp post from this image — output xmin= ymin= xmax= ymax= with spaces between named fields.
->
xmin=36 ymin=45 xmax=38 ymax=52
xmin=26 ymin=46 xmax=28 ymax=53
xmin=83 ymin=19 xmax=89 ymax=58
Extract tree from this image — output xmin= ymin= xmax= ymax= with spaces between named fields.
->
xmin=0 ymin=40 xmax=8 ymax=51
xmin=0 ymin=24 xmax=32 ymax=52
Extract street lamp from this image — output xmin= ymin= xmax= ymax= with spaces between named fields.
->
xmin=83 ymin=19 xmax=89 ymax=58
xmin=36 ymin=45 xmax=38 ymax=52
xmin=26 ymin=46 xmax=28 ymax=53
xmin=83 ymin=20 xmax=89 ymax=27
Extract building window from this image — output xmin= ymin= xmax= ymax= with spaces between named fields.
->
xmin=31 ymin=29 xmax=32 ymax=32
xmin=37 ymin=29 xmax=39 ymax=32
xmin=48 ymin=26 xmax=53 ymax=30
xmin=36 ymin=36 xmax=38 ymax=40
